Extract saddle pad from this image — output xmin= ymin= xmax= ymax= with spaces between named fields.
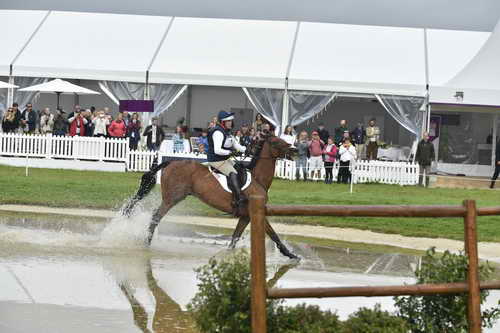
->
xmin=209 ymin=168 xmax=252 ymax=193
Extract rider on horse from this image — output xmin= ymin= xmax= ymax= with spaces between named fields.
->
xmin=207 ymin=110 xmax=247 ymax=215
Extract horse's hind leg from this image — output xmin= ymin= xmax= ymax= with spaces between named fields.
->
xmin=228 ymin=216 xmax=250 ymax=249
xmin=146 ymin=202 xmax=170 ymax=245
xmin=265 ymin=219 xmax=299 ymax=260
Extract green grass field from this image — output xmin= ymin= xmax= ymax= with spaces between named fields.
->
xmin=1 ymin=165 xmax=499 ymax=241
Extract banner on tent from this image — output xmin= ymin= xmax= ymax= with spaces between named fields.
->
xmin=119 ymin=100 xmax=154 ymax=113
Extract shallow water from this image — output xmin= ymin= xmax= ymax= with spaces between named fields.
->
xmin=1 ymin=210 xmax=499 ymax=332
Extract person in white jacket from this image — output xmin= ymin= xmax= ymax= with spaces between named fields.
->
xmin=338 ymin=138 xmax=357 ymax=184
xmin=92 ymin=110 xmax=110 ymax=137
xmin=39 ymin=108 xmax=54 ymax=134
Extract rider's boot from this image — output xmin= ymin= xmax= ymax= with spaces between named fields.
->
xmin=228 ymin=172 xmax=247 ymax=217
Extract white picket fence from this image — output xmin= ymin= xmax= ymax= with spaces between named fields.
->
xmin=275 ymin=159 xmax=419 ymax=185
xmin=0 ymin=133 xmax=128 ymax=162
xmin=0 ymin=133 xmax=419 ymax=185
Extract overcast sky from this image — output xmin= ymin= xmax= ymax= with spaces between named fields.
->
xmin=1 ymin=0 xmax=500 ymax=31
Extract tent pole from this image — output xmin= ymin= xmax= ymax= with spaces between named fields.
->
xmin=492 ymin=115 xmax=498 ymax=171
xmin=281 ymin=78 xmax=289 ymax=135
xmin=56 ymin=92 xmax=61 ymax=110
xmin=7 ymin=66 xmax=14 ymax=109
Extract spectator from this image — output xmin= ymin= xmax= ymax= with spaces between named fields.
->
xmin=366 ymin=118 xmax=381 ymax=160
xmin=323 ymin=137 xmax=337 ymax=184
xmin=68 ymin=109 xmax=87 ymax=137
xmin=316 ymin=123 xmax=330 ymax=145
xmin=338 ymin=131 xmax=355 ymax=147
xmin=67 ymin=104 xmax=81 ymax=120
xmin=173 ymin=125 xmax=185 ymax=153
xmin=198 ymin=129 xmax=208 ymax=151
xmin=122 ymin=111 xmax=131 ymax=128
xmin=240 ymin=125 xmax=252 ymax=147
xmin=295 ymin=131 xmax=309 ymax=181
xmin=21 ymin=103 xmax=37 ymax=134
xmin=127 ymin=112 xmax=142 ymax=150
xmin=108 ymin=113 xmax=127 ymax=138
xmin=253 ymin=114 xmax=264 ymax=131
xmin=11 ymin=103 xmax=22 ymax=132
xmin=39 ymin=108 xmax=54 ymax=134
xmin=308 ymin=131 xmax=325 ymax=180
xmin=338 ymin=138 xmax=357 ymax=184
xmin=234 ymin=130 xmax=243 ymax=145
xmin=83 ymin=110 xmax=94 ymax=137
xmin=143 ymin=117 xmax=165 ymax=151
xmin=415 ymin=132 xmax=435 ymax=186
xmin=92 ymin=110 xmax=109 ymax=137
xmin=1 ymin=107 xmax=17 ymax=133
xmin=249 ymin=128 xmax=257 ymax=142
xmin=53 ymin=109 xmax=68 ymax=136
xmin=334 ymin=119 xmax=349 ymax=144
xmin=351 ymin=122 xmax=366 ymax=159
xmin=280 ymin=125 xmax=295 ymax=146
xmin=490 ymin=140 xmax=500 ymax=189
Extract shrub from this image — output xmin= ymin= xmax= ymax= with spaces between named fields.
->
xmin=394 ymin=247 xmax=500 ymax=332
xmin=187 ymin=250 xmax=286 ymax=333
xmin=341 ymin=304 xmax=408 ymax=333
xmin=274 ymin=303 xmax=342 ymax=333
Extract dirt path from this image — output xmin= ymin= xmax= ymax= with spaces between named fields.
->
xmin=2 ymin=204 xmax=500 ymax=261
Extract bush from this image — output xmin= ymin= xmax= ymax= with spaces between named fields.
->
xmin=274 ymin=303 xmax=341 ymax=333
xmin=187 ymin=250 xmax=280 ymax=333
xmin=394 ymin=247 xmax=500 ymax=332
xmin=341 ymin=304 xmax=408 ymax=333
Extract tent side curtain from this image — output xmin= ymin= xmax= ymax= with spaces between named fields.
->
xmin=0 ymin=77 xmax=48 ymax=112
xmin=99 ymin=81 xmax=187 ymax=117
xmin=288 ymin=91 xmax=337 ymax=127
xmin=243 ymin=87 xmax=284 ymax=133
xmin=375 ymin=94 xmax=425 ymax=137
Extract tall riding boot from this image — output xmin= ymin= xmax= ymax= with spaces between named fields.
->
xmin=491 ymin=180 xmax=496 ymax=189
xmin=228 ymin=172 xmax=247 ymax=217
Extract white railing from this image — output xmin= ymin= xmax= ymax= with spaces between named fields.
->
xmin=275 ymin=159 xmax=419 ymax=185
xmin=0 ymin=133 xmax=128 ymax=162
xmin=0 ymin=133 xmax=419 ymax=185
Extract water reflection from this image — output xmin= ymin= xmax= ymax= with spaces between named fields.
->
xmin=117 ymin=257 xmax=197 ymax=333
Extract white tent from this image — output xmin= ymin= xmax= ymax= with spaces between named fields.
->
xmin=288 ymin=22 xmax=427 ymax=96
xmin=12 ymin=11 xmax=172 ymax=83
xmin=148 ymin=17 xmax=297 ymax=88
xmin=0 ymin=10 xmax=48 ymax=76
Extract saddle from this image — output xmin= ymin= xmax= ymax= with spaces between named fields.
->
xmin=208 ymin=162 xmax=252 ymax=193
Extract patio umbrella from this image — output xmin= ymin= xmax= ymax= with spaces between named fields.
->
xmin=0 ymin=81 xmax=19 ymax=89
xmin=18 ymin=78 xmax=100 ymax=109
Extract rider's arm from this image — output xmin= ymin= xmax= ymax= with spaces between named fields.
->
xmin=213 ymin=130 xmax=231 ymax=156
xmin=232 ymin=138 xmax=247 ymax=153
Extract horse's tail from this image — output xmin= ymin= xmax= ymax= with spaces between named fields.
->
xmin=122 ymin=159 xmax=171 ymax=216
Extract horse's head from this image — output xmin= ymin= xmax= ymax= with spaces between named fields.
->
xmin=266 ymin=134 xmax=297 ymax=159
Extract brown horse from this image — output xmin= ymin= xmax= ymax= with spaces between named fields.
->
xmin=124 ymin=134 xmax=299 ymax=259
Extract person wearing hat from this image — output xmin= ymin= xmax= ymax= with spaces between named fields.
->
xmin=207 ymin=110 xmax=247 ymax=216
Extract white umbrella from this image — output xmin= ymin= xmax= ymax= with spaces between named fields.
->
xmin=18 ymin=78 xmax=100 ymax=109
xmin=0 ymin=81 xmax=19 ymax=89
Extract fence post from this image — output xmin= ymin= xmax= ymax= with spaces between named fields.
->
xmin=249 ymin=195 xmax=267 ymax=333
xmin=463 ymin=200 xmax=481 ymax=333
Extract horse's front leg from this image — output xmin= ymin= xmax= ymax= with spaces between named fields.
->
xmin=228 ymin=216 xmax=250 ymax=249
xmin=265 ymin=218 xmax=300 ymax=260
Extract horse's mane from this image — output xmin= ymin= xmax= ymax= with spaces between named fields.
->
xmin=246 ymin=134 xmax=271 ymax=170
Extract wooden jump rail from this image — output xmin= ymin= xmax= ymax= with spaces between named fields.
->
xmin=248 ymin=196 xmax=500 ymax=333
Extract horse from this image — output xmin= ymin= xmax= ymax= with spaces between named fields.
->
xmin=124 ymin=133 xmax=299 ymax=259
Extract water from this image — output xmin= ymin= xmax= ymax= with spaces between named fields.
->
xmin=0 ymin=210 xmax=499 ymax=332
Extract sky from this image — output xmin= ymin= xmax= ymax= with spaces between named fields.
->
xmin=1 ymin=0 xmax=500 ymax=31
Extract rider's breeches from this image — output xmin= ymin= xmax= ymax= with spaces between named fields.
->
xmin=207 ymin=159 xmax=237 ymax=176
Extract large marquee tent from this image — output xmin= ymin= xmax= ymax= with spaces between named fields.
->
xmin=1 ymin=9 xmax=499 ymax=175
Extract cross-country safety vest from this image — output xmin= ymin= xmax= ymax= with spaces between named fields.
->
xmin=207 ymin=125 xmax=234 ymax=162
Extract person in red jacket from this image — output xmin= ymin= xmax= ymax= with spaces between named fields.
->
xmin=68 ymin=110 xmax=87 ymax=136
xmin=108 ymin=113 xmax=127 ymax=138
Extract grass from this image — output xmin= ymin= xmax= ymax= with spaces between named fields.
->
xmin=1 ymin=165 xmax=499 ymax=242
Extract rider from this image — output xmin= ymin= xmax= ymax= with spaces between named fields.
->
xmin=207 ymin=110 xmax=248 ymax=215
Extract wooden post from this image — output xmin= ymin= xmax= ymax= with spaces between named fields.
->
xmin=250 ymin=195 xmax=267 ymax=333
xmin=464 ymin=200 xmax=481 ymax=333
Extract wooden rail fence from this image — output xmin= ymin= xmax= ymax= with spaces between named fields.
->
xmin=248 ymin=196 xmax=500 ymax=333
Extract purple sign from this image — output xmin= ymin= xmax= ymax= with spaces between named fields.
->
xmin=119 ymin=100 xmax=154 ymax=113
